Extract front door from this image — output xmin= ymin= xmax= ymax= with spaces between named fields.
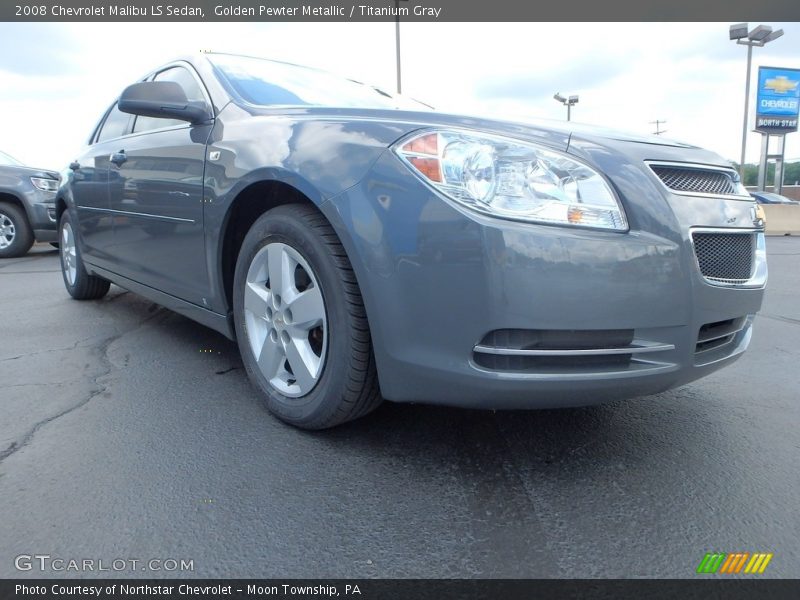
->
xmin=105 ymin=65 xmax=212 ymax=305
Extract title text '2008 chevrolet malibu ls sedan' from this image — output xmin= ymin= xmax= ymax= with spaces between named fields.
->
xmin=57 ymin=53 xmax=767 ymax=429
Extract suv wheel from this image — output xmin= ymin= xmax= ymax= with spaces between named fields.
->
xmin=0 ymin=202 xmax=34 ymax=258
xmin=59 ymin=211 xmax=110 ymax=300
xmin=233 ymin=204 xmax=382 ymax=429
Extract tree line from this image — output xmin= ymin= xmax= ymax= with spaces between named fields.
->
xmin=737 ymin=161 xmax=800 ymax=186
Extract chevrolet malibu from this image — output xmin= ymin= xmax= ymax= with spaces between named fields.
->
xmin=57 ymin=53 xmax=767 ymax=429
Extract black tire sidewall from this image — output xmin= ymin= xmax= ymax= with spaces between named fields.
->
xmin=233 ymin=208 xmax=357 ymax=427
xmin=0 ymin=202 xmax=33 ymax=258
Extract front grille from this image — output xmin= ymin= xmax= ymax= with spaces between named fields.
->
xmin=692 ymin=232 xmax=755 ymax=283
xmin=650 ymin=165 xmax=738 ymax=195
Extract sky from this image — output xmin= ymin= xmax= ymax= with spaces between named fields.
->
xmin=1 ymin=22 xmax=799 ymax=170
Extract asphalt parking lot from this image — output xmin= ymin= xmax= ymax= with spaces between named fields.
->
xmin=1 ymin=238 xmax=798 ymax=579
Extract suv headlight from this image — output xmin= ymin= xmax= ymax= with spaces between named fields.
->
xmin=31 ymin=177 xmax=59 ymax=193
xmin=394 ymin=129 xmax=627 ymax=231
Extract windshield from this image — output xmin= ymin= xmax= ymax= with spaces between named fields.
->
xmin=0 ymin=151 xmax=23 ymax=166
xmin=209 ymin=54 xmax=431 ymax=111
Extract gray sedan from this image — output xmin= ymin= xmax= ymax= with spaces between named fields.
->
xmin=56 ymin=53 xmax=767 ymax=429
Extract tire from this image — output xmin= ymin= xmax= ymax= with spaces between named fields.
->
xmin=0 ymin=202 xmax=34 ymax=258
xmin=59 ymin=210 xmax=110 ymax=300
xmin=233 ymin=204 xmax=382 ymax=429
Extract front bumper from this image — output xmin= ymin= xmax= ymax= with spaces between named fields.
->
xmin=322 ymin=150 xmax=766 ymax=408
xmin=26 ymin=189 xmax=58 ymax=241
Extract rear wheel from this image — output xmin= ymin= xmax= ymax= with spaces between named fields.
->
xmin=233 ymin=204 xmax=381 ymax=429
xmin=0 ymin=202 xmax=33 ymax=258
xmin=59 ymin=210 xmax=110 ymax=300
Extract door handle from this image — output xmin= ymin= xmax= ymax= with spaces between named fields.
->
xmin=110 ymin=151 xmax=127 ymax=167
xmin=69 ymin=161 xmax=81 ymax=171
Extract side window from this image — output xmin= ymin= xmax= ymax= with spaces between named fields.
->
xmin=132 ymin=66 xmax=206 ymax=134
xmin=96 ymin=103 xmax=132 ymax=143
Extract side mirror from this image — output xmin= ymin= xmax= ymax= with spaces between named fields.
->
xmin=118 ymin=81 xmax=211 ymax=125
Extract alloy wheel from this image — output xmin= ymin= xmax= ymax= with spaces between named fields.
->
xmin=61 ymin=221 xmax=77 ymax=286
xmin=0 ymin=212 xmax=15 ymax=250
xmin=243 ymin=242 xmax=328 ymax=398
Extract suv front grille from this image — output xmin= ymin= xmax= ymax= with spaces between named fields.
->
xmin=692 ymin=232 xmax=755 ymax=283
xmin=650 ymin=165 xmax=738 ymax=195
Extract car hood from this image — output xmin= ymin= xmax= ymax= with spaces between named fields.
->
xmin=243 ymin=105 xmax=732 ymax=169
xmin=0 ymin=164 xmax=60 ymax=180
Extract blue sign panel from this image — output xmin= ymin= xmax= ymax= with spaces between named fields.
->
xmin=755 ymin=66 xmax=799 ymax=133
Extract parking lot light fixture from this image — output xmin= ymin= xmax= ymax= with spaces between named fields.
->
xmin=731 ymin=23 xmax=785 ymax=177
xmin=729 ymin=23 xmax=749 ymax=40
xmin=554 ymin=92 xmax=579 ymax=121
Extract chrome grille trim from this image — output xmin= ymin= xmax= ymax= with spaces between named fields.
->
xmin=471 ymin=329 xmax=676 ymax=376
xmin=646 ymin=161 xmax=750 ymax=199
xmin=473 ymin=340 xmax=674 ymax=357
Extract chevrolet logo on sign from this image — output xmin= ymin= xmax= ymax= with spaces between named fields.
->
xmin=756 ymin=66 xmax=800 ymax=133
xmin=764 ymin=75 xmax=799 ymax=94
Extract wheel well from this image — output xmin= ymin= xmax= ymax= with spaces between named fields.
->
xmin=221 ymin=180 xmax=317 ymax=309
xmin=56 ymin=197 xmax=67 ymax=222
xmin=0 ymin=191 xmax=25 ymax=213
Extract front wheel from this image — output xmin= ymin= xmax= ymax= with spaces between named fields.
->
xmin=0 ymin=202 xmax=34 ymax=258
xmin=233 ymin=204 xmax=382 ymax=429
xmin=59 ymin=210 xmax=110 ymax=300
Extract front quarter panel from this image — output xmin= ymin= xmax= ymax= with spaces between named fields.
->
xmin=202 ymin=103 xmax=416 ymax=312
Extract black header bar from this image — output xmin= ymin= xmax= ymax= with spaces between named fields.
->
xmin=5 ymin=579 xmax=800 ymax=600
xmin=3 ymin=0 xmax=800 ymax=22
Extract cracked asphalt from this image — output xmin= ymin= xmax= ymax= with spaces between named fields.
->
xmin=1 ymin=239 xmax=798 ymax=578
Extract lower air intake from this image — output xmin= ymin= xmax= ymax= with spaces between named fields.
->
xmin=473 ymin=329 xmax=674 ymax=374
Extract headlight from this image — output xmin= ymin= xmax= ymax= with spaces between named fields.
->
xmin=31 ymin=177 xmax=59 ymax=192
xmin=394 ymin=129 xmax=627 ymax=231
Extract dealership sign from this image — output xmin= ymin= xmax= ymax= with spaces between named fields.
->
xmin=755 ymin=66 xmax=800 ymax=133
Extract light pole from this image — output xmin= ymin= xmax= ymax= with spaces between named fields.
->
xmin=650 ymin=119 xmax=667 ymax=136
xmin=395 ymin=0 xmax=401 ymax=93
xmin=729 ymin=23 xmax=784 ymax=177
xmin=554 ymin=93 xmax=579 ymax=121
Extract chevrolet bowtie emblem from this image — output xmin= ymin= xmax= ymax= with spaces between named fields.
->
xmin=764 ymin=76 xmax=799 ymax=94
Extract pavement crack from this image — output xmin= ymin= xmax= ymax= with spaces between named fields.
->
xmin=3 ymin=380 xmax=85 ymax=389
xmin=760 ymin=313 xmax=800 ymax=327
xmin=215 ymin=366 xmax=241 ymax=375
xmin=0 ymin=383 xmax=108 ymax=462
xmin=0 ymin=335 xmax=101 ymax=362
xmin=0 ymin=310 xmax=166 ymax=465
xmin=0 ymin=256 xmax=41 ymax=270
